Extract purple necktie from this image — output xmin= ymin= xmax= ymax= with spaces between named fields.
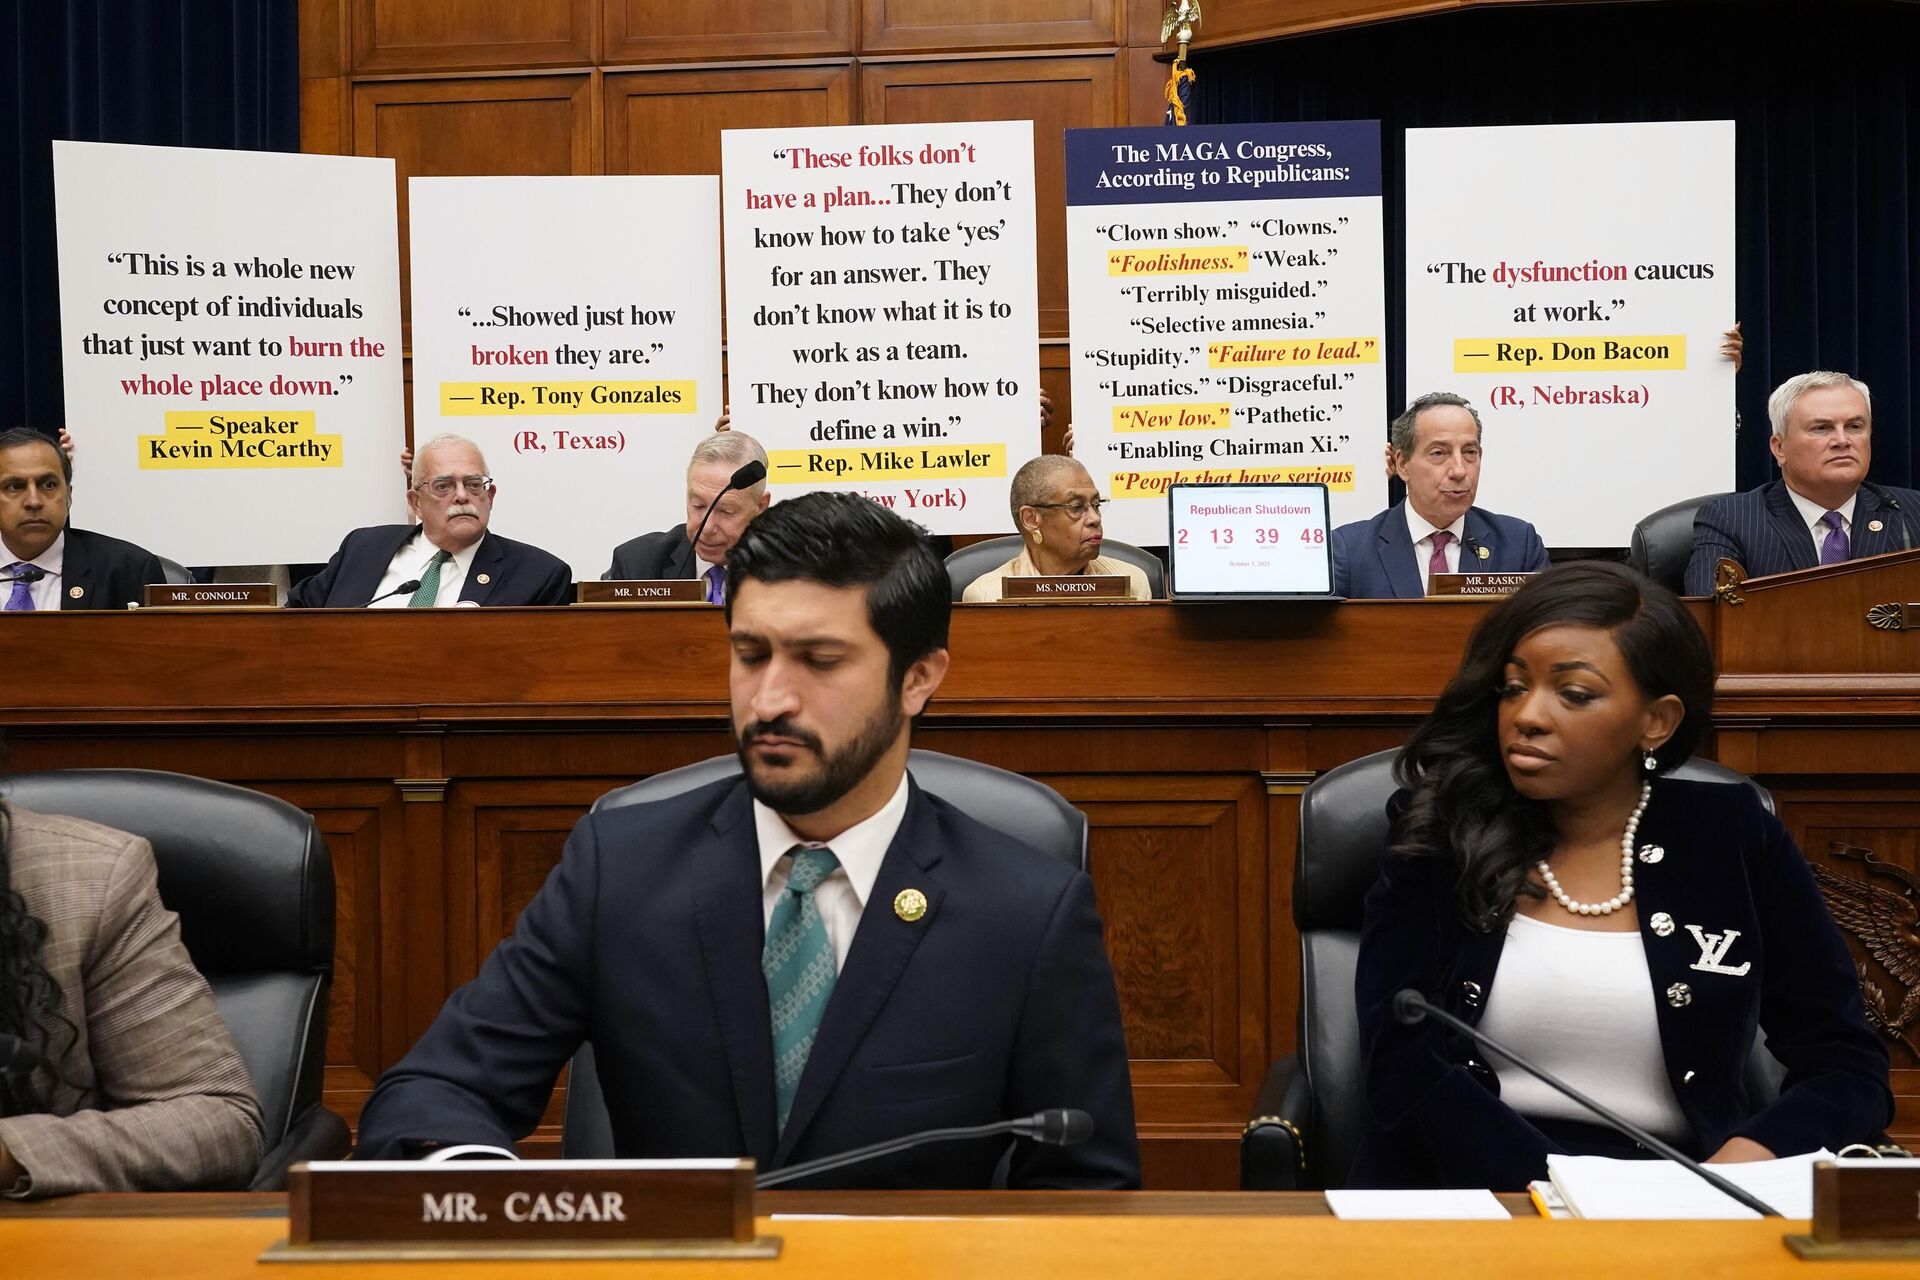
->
xmin=1426 ymin=530 xmax=1454 ymax=579
xmin=1819 ymin=511 xmax=1850 ymax=565
xmin=704 ymin=563 xmax=725 ymax=605
xmin=4 ymin=564 xmax=33 ymax=612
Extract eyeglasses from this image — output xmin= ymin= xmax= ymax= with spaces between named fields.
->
xmin=415 ymin=474 xmax=494 ymax=499
xmin=1027 ymin=496 xmax=1108 ymax=520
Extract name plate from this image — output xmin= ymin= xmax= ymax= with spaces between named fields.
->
xmin=1427 ymin=572 xmax=1537 ymax=597
xmin=577 ymin=579 xmax=709 ymax=604
xmin=1000 ymin=575 xmax=1130 ymax=600
xmin=143 ymin=583 xmax=278 ymax=608
xmin=272 ymin=1159 xmax=775 ymax=1262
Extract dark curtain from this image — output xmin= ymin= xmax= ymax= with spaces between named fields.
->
xmin=1193 ymin=0 xmax=1919 ymax=492
xmin=0 ymin=1 xmax=300 ymax=433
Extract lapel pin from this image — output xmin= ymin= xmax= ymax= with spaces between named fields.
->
xmin=69 ymin=585 xmax=84 ymax=598
xmin=475 ymin=572 xmax=491 ymax=585
xmin=893 ymin=888 xmax=928 ymax=923
xmin=1869 ymin=519 xmax=1884 ymax=533
xmin=1474 ymin=545 xmax=1490 ymax=560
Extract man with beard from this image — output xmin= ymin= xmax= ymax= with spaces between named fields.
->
xmin=353 ymin=493 xmax=1139 ymax=1188
xmin=289 ymin=433 xmax=571 ymax=607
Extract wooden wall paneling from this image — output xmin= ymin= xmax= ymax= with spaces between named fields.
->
xmin=1125 ymin=44 xmax=1172 ymax=127
xmin=301 ymin=0 xmax=351 ymax=155
xmin=1263 ymin=773 xmax=1308 ymax=1066
xmin=1039 ymin=341 xmax=1071 ymax=455
xmin=861 ymin=0 xmax=1122 ymax=53
xmin=352 ymin=75 xmax=596 ymax=331
xmin=605 ymin=66 xmax=856 ymax=177
xmin=452 ymin=780 xmax=620 ymax=975
xmin=860 ymin=55 xmax=1123 ymax=339
xmin=351 ymin=0 xmax=596 ymax=73
xmin=604 ymin=0 xmax=857 ymax=64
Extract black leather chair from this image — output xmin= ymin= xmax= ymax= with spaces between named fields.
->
xmin=943 ymin=534 xmax=1166 ymax=601
xmin=561 ymin=749 xmax=1088 ymax=1158
xmin=1628 ymin=492 xmax=1730 ymax=593
xmin=3 ymin=769 xmax=347 ymax=1190
xmin=156 ymin=555 xmax=192 ymax=587
xmin=1239 ymin=749 xmax=1780 ymax=1191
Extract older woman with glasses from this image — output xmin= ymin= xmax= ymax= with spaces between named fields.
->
xmin=960 ymin=455 xmax=1153 ymax=602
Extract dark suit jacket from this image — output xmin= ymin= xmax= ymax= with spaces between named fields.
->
xmin=604 ymin=523 xmax=697 ymax=581
xmin=287 ymin=524 xmax=572 ymax=607
xmin=1350 ymin=778 xmax=1891 ymax=1190
xmin=57 ymin=526 xmax=167 ymax=611
xmin=354 ymin=776 xmax=1141 ymax=1189
xmin=1331 ymin=501 xmax=1548 ymax=599
xmin=1684 ymin=480 xmax=1920 ymax=596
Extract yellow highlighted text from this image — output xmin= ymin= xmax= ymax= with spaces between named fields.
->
xmin=1108 ymin=246 xmax=1250 ymax=276
xmin=1452 ymin=336 xmax=1686 ymax=373
xmin=1112 ymin=403 xmax=1232 ymax=433
xmin=140 ymin=410 xmax=340 ymax=469
xmin=439 ymin=381 xmax=696 ymax=415
xmin=1111 ymin=465 xmax=1356 ymax=497
xmin=1208 ymin=338 xmax=1380 ymax=368
xmin=768 ymin=444 xmax=1006 ymax=483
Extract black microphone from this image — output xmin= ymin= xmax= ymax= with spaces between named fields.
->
xmin=1864 ymin=482 xmax=1915 ymax=551
xmin=0 ymin=1032 xmax=44 ymax=1079
xmin=1390 ymin=989 xmax=1782 ymax=1217
xmin=0 ymin=566 xmax=46 ymax=586
xmin=686 ymin=460 xmax=768 ymax=569
xmin=362 ymin=578 xmax=422 ymax=608
xmin=753 ymin=1107 xmax=1093 ymax=1189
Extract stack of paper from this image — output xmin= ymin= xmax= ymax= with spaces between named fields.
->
xmin=1544 ymin=1149 xmax=1831 ymax=1219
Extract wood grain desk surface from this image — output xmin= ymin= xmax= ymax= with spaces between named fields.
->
xmin=0 ymin=1192 xmax=1882 ymax=1279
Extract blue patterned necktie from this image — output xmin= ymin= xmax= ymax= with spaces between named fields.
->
xmin=1819 ymin=510 xmax=1850 ymax=565
xmin=704 ymin=563 xmax=726 ymax=605
xmin=4 ymin=564 xmax=32 ymax=612
xmin=763 ymin=846 xmax=839 ymax=1132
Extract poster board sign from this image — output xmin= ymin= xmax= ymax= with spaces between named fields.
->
xmin=409 ymin=177 xmax=723 ymax=580
xmin=1404 ymin=121 xmax=1736 ymax=547
xmin=722 ymin=121 xmax=1040 ymax=533
xmin=1066 ymin=122 xmax=1388 ymax=545
xmin=54 ymin=141 xmax=406 ymax=565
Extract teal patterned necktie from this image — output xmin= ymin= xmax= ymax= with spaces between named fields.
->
xmin=407 ymin=550 xmax=453 ymax=607
xmin=764 ymin=846 xmax=839 ymax=1132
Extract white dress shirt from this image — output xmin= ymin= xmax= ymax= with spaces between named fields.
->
xmin=4 ymin=531 xmax=65 ymax=611
xmin=1404 ymin=504 xmax=1466 ymax=594
xmin=1784 ymin=485 xmax=1857 ymax=556
xmin=754 ymin=772 xmax=911 ymax=972
xmin=367 ymin=529 xmax=480 ymax=608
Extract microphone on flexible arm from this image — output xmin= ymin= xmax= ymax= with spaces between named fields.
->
xmin=0 ymin=566 xmax=46 ymax=586
xmin=361 ymin=578 xmax=422 ymax=608
xmin=753 ymin=1108 xmax=1094 ymax=1189
xmin=1390 ymin=989 xmax=1782 ymax=1217
xmin=685 ymin=460 xmax=768 ymax=566
xmin=1864 ymin=482 xmax=1915 ymax=551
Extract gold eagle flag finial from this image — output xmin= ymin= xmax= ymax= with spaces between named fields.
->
xmin=1160 ymin=2 xmax=1202 ymax=125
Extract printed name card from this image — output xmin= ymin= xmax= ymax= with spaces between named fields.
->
xmin=1426 ymin=572 xmax=1537 ymax=597
xmin=1000 ymin=575 xmax=1131 ymax=600
xmin=143 ymin=583 xmax=278 ymax=608
xmin=577 ymin=579 xmax=709 ymax=604
xmin=270 ymin=1160 xmax=777 ymax=1262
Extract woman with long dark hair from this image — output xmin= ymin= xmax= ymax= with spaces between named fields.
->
xmin=0 ymin=797 xmax=263 ymax=1196
xmin=1351 ymin=561 xmax=1890 ymax=1189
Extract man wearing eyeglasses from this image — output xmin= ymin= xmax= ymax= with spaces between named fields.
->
xmin=960 ymin=456 xmax=1153 ymax=601
xmin=288 ymin=433 xmax=571 ymax=608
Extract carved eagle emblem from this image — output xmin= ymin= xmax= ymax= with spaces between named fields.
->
xmin=1811 ymin=841 xmax=1920 ymax=1055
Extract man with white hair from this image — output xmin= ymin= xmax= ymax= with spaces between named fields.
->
xmin=1684 ymin=371 xmax=1920 ymax=595
xmin=603 ymin=431 xmax=770 ymax=602
xmin=289 ymin=433 xmax=571 ymax=607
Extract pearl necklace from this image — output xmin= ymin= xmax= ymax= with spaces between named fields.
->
xmin=1536 ymin=780 xmax=1651 ymax=917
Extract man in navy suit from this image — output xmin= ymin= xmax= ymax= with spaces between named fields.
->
xmin=355 ymin=492 xmax=1139 ymax=1188
xmin=1331 ymin=393 xmax=1547 ymax=598
xmin=0 ymin=428 xmax=167 ymax=611
xmin=603 ymin=431 xmax=768 ymax=598
xmin=1685 ymin=371 xmax=1920 ymax=595
xmin=289 ymin=433 xmax=571 ymax=607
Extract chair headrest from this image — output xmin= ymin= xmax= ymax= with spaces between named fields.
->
xmin=4 ymin=769 xmax=333 ymax=973
xmin=1628 ymin=491 xmax=1730 ymax=590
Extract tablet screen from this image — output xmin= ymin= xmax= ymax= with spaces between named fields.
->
xmin=1168 ymin=483 xmax=1335 ymax=597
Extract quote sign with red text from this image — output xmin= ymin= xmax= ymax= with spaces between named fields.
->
xmin=54 ymin=141 xmax=406 ymax=564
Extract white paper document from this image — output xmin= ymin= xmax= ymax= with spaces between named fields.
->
xmin=1324 ymin=1189 xmax=1511 ymax=1220
xmin=1546 ymin=1149 xmax=1831 ymax=1219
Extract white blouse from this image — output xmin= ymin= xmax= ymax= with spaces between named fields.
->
xmin=1476 ymin=912 xmax=1690 ymax=1143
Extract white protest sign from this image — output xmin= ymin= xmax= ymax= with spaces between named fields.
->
xmin=409 ymin=176 xmax=722 ymax=580
xmin=1066 ymin=122 xmax=1388 ymax=545
xmin=1404 ymin=121 xmax=1736 ymax=547
xmin=54 ymin=141 xmax=405 ymax=565
xmin=722 ymin=121 xmax=1039 ymax=533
